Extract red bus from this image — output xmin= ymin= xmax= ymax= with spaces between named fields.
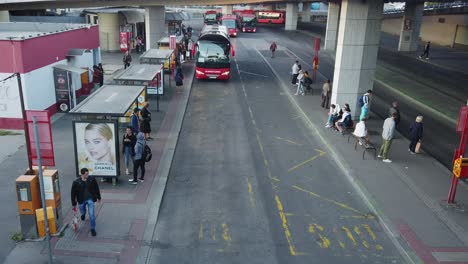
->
xmin=221 ymin=14 xmax=238 ymax=37
xmin=193 ymin=25 xmax=235 ymax=80
xmin=240 ymin=14 xmax=257 ymax=33
xmin=204 ymin=10 xmax=221 ymax=25
xmin=255 ymin=10 xmax=286 ymax=24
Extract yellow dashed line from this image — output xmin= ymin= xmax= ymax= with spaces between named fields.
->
xmin=354 ymin=226 xmax=362 ymax=236
xmin=362 ymin=240 xmax=370 ymax=249
xmin=275 ymin=136 xmax=303 ymax=146
xmin=342 ymin=226 xmax=357 ymax=246
xmin=376 ymin=245 xmax=384 ymax=251
xmin=275 ymin=195 xmax=298 ymax=256
xmin=362 ymin=224 xmax=377 ymax=241
xmin=292 ymin=185 xmax=369 ymax=216
xmin=221 ymin=223 xmax=232 ymax=243
xmin=246 ymin=177 xmax=255 ymax=208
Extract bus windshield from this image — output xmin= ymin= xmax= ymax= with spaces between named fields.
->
xmin=205 ymin=13 xmax=217 ymax=20
xmin=242 ymin=16 xmax=255 ymax=22
xmin=196 ymin=41 xmax=230 ymax=69
xmin=222 ymin=20 xmax=236 ymax=29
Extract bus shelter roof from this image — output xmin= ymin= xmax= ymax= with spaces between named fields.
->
xmin=113 ymin=64 xmax=162 ymax=82
xmin=70 ymin=85 xmax=145 ymax=116
xmin=140 ymin=49 xmax=174 ymax=59
xmin=158 ymin=35 xmax=183 ymax=44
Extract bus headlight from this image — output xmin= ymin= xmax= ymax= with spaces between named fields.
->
xmin=221 ymin=71 xmax=230 ymax=75
xmin=196 ymin=70 xmax=204 ymax=75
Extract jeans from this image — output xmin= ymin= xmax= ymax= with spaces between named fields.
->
xmin=124 ymin=146 xmax=133 ymax=170
xmin=327 ymin=114 xmax=337 ymax=124
xmin=79 ymin=199 xmax=96 ymax=230
xmin=379 ymin=138 xmax=393 ymax=159
xmin=133 ymin=159 xmax=145 ymax=181
xmin=296 ymin=82 xmax=304 ymax=95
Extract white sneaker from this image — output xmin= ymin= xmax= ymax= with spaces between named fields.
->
xmin=125 ymin=169 xmax=129 ymax=175
xmin=294 ymin=93 xmax=298 ymax=96
xmin=377 ymin=155 xmax=383 ymax=158
xmin=128 ymin=179 xmax=135 ymax=182
xmin=383 ymin=159 xmax=392 ymax=163
xmin=325 ymin=124 xmax=331 ymax=128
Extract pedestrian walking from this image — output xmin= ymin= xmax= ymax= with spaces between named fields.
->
xmin=378 ymin=112 xmax=397 ymax=163
xmin=175 ymin=66 xmax=184 ymax=88
xmin=321 ymin=79 xmax=331 ymax=108
xmin=295 ymin=69 xmax=305 ymax=96
xmin=123 ymin=51 xmax=132 ymax=69
xmin=130 ymin=132 xmax=146 ymax=184
xmin=130 ymin=107 xmax=140 ymax=134
xmin=291 ymin=60 xmax=299 ymax=85
xmin=419 ymin=41 xmax=431 ymax=60
xmin=409 ymin=115 xmax=424 ymax=154
xmin=188 ymin=39 xmax=194 ymax=60
xmin=98 ymin=63 xmax=104 ymax=87
xmin=389 ymin=101 xmax=401 ymax=128
xmin=141 ymin=102 xmax=152 ymax=140
xmin=71 ymin=168 xmax=101 ymax=237
xmin=270 ymin=41 xmax=277 ymax=58
xmin=122 ymin=126 xmax=136 ymax=175
xmin=92 ymin=65 xmax=101 ymax=92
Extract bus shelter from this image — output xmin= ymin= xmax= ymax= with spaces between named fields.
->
xmin=140 ymin=48 xmax=174 ymax=74
xmin=69 ymin=84 xmax=146 ymax=183
xmin=113 ymin=64 xmax=164 ymax=96
xmin=157 ymin=35 xmax=183 ymax=49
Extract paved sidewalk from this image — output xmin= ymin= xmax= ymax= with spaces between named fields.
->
xmin=258 ymin=45 xmax=468 ymax=264
xmin=3 ymin=61 xmax=194 ymax=264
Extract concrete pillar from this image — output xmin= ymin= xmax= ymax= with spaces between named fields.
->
xmin=98 ymin=13 xmax=120 ymax=51
xmin=285 ymin=3 xmax=298 ymax=31
xmin=222 ymin=5 xmax=233 ymax=15
xmin=0 ymin=11 xmax=9 ymax=22
xmin=330 ymin=0 xmax=384 ymax=117
xmin=398 ymin=3 xmax=423 ymax=52
xmin=324 ymin=2 xmax=339 ymax=51
xmin=145 ymin=6 xmax=166 ymax=50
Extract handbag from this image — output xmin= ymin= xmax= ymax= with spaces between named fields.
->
xmin=415 ymin=141 xmax=422 ymax=153
xmin=71 ymin=208 xmax=80 ymax=232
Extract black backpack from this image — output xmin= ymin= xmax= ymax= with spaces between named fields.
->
xmin=142 ymin=144 xmax=152 ymax=162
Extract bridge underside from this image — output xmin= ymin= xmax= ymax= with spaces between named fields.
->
xmin=0 ymin=0 xmax=454 ymax=11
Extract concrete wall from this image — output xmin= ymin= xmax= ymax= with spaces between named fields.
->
xmin=382 ymin=14 xmax=468 ymax=46
xmin=98 ymin=13 xmax=120 ymax=51
xmin=11 ymin=15 xmax=85 ymax=23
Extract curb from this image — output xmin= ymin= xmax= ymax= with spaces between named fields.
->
xmin=137 ymin=63 xmax=195 ymax=263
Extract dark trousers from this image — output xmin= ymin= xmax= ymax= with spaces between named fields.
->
xmin=321 ymin=93 xmax=329 ymax=108
xmin=409 ymin=138 xmax=419 ymax=152
xmin=124 ymin=62 xmax=131 ymax=69
xmin=133 ymin=159 xmax=145 ymax=181
xmin=421 ymin=50 xmax=429 ymax=58
xmin=292 ymin=74 xmax=298 ymax=84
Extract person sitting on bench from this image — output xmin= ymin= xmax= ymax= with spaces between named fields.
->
xmin=353 ymin=117 xmax=368 ymax=144
xmin=335 ymin=107 xmax=352 ymax=134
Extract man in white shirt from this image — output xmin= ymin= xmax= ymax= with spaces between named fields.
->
xmin=378 ymin=112 xmax=397 ymax=163
xmin=291 ymin=60 xmax=299 ymax=85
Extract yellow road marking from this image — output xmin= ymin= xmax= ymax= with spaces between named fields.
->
xmin=342 ymin=226 xmax=357 ymax=246
xmin=340 ymin=215 xmax=375 ymax=220
xmin=308 ymin=224 xmax=329 ymax=249
xmin=376 ymin=245 xmax=384 ymax=251
xmin=221 ymin=223 xmax=232 ymax=243
xmin=354 ymin=226 xmax=362 ymax=236
xmin=354 ymin=226 xmax=370 ymax=248
xmin=292 ymin=185 xmax=369 ymax=216
xmin=362 ymin=240 xmax=370 ymax=249
xmin=314 ymin=148 xmax=326 ymax=155
xmin=211 ymin=225 xmax=217 ymax=241
xmin=199 ymin=223 xmax=203 ymax=240
xmin=246 ymin=177 xmax=255 ymax=208
xmin=275 ymin=195 xmax=298 ymax=256
xmin=288 ymin=152 xmax=325 ymax=172
xmin=275 ymin=136 xmax=303 ymax=146
xmin=362 ymin=224 xmax=377 ymax=241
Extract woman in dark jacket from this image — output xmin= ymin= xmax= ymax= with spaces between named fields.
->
xmin=409 ymin=115 xmax=424 ymax=154
xmin=122 ymin=126 xmax=136 ymax=175
xmin=175 ymin=66 xmax=184 ymax=88
xmin=141 ymin=102 xmax=152 ymax=140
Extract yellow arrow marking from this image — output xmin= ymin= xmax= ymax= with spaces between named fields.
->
xmin=288 ymin=151 xmax=326 ymax=172
xmin=292 ymin=185 xmax=369 ymax=216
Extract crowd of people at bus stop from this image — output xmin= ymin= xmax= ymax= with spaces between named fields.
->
xmin=289 ymin=60 xmax=424 ymax=164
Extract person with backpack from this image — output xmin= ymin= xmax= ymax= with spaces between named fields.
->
xmin=71 ymin=168 xmax=101 ymax=236
xmin=359 ymin=90 xmax=372 ymax=119
xmin=131 ymin=132 xmax=147 ymax=184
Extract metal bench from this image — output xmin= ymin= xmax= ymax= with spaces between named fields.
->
xmin=347 ymin=134 xmax=377 ymax=160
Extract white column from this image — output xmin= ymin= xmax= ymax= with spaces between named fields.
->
xmin=222 ymin=5 xmax=233 ymax=15
xmin=330 ymin=0 xmax=384 ymax=117
xmin=0 ymin=11 xmax=9 ymax=22
xmin=145 ymin=6 xmax=166 ymax=49
xmin=324 ymin=2 xmax=339 ymax=51
xmin=285 ymin=3 xmax=298 ymax=31
xmin=398 ymin=3 xmax=423 ymax=52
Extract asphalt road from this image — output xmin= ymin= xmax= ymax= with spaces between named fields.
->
xmin=150 ymin=26 xmax=405 ymax=263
